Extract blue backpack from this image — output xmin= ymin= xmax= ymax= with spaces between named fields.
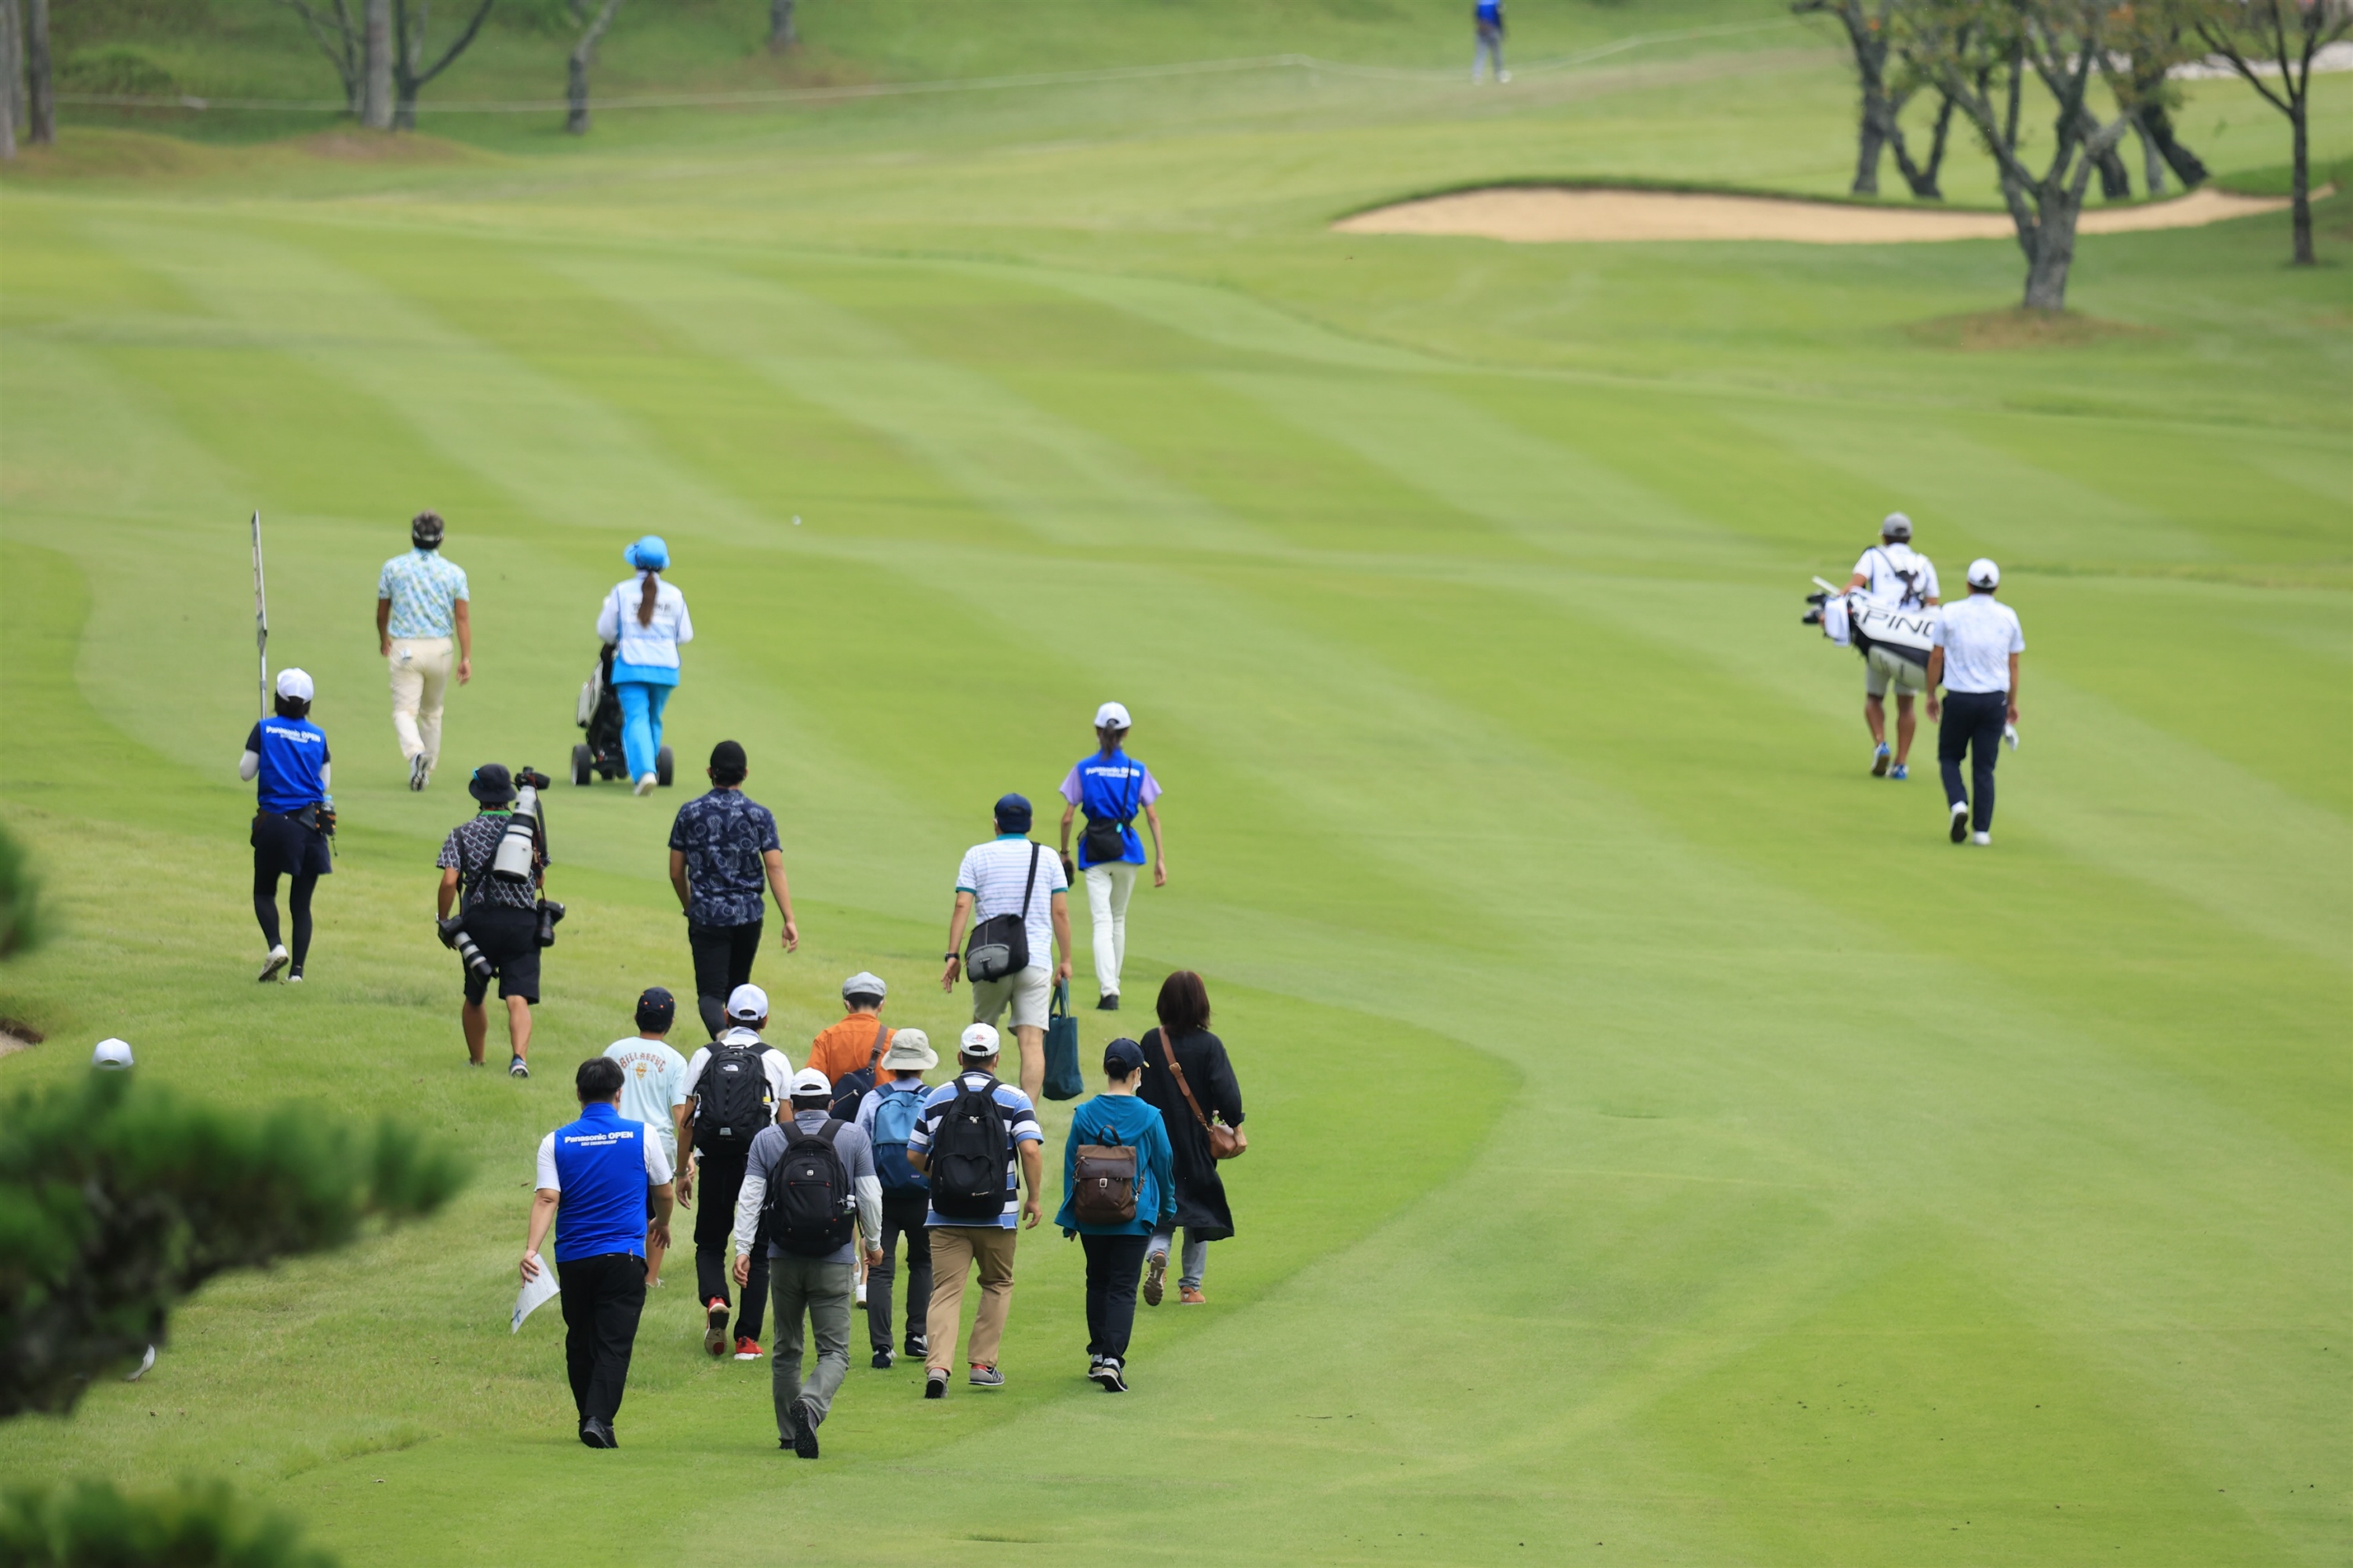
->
xmin=870 ymin=1086 xmax=927 ymax=1192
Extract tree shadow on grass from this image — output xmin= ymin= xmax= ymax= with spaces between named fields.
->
xmin=1904 ymin=308 xmax=2164 ymax=352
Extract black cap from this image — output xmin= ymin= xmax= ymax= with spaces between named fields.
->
xmin=635 ymin=987 xmax=677 ymax=1032
xmin=1103 ymin=1037 xmax=1146 ymax=1076
xmin=468 ymin=763 xmax=516 ymax=804
xmin=994 ymin=792 xmax=1032 ymax=833
xmin=709 ymin=740 xmax=747 ymax=783
xmin=412 ymin=510 xmax=445 ymax=549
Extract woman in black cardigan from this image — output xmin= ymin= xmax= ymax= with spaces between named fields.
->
xmin=1136 ymin=970 xmax=1243 ymax=1306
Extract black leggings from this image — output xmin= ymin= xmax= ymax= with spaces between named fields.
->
xmin=254 ymin=866 xmax=319 ymax=970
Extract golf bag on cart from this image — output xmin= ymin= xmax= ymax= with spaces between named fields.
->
xmin=571 ymin=644 xmax=673 ymax=787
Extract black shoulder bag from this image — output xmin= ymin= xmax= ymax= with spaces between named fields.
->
xmin=1080 ymin=762 xmax=1143 ymax=868
xmin=964 ymin=843 xmax=1039 ymax=983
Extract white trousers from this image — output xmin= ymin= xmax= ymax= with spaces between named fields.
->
xmin=1084 ymin=860 xmax=1139 ymax=999
xmin=388 ymin=636 xmax=453 ymax=766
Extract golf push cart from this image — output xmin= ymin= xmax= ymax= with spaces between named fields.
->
xmin=572 ymin=644 xmax=673 ymax=788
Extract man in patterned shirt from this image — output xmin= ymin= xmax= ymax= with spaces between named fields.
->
xmin=437 ymin=764 xmax=547 ymax=1077
xmin=668 ymin=740 xmax=800 ymax=1039
xmin=376 ymin=511 xmax=472 ymax=793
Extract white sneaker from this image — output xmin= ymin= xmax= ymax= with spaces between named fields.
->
xmin=634 ymin=773 xmax=657 ymax=796
xmin=1971 ymin=831 xmax=1991 ymax=846
xmin=1498 ymin=70 xmax=1511 ymax=82
xmin=1949 ymin=804 xmax=1969 ymax=844
xmin=409 ymin=753 xmax=429 ymax=791
xmin=258 ymin=945 xmax=290 ymax=983
xmin=125 ymin=1344 xmax=155 ymax=1381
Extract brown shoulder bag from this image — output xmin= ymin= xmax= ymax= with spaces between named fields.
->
xmin=1158 ymin=1029 xmax=1246 ymax=1161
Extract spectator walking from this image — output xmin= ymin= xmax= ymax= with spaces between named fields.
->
xmin=602 ymin=987 xmax=690 ymax=1287
xmin=597 ymin=535 xmax=693 ymax=797
xmin=435 ymin=763 xmax=545 ymax=1077
xmin=941 ymin=793 xmax=1072 ymax=1103
xmin=904 ymin=1024 xmax=1044 ymax=1398
xmin=853 ymin=1028 xmax=936 ymax=1368
xmin=668 ymin=740 xmax=800 ymax=1039
xmin=1926 ymin=558 xmax=2025 ymax=847
xmin=1471 ymin=0 xmax=1508 ymax=82
xmin=1055 ymin=1036 xmax=1176 ymax=1393
xmin=1845 ymin=512 xmax=1943 ymax=780
xmin=678 ymin=984 xmax=793 ymax=1361
xmin=520 ymin=1057 xmax=676 ymax=1449
xmin=242 ymin=668 xmax=332 ymax=986
xmin=375 ymin=510 xmax=471 ymax=791
xmin=1136 ymin=970 xmax=1244 ymax=1308
xmin=1055 ymin=702 xmax=1167 ymax=1013
xmin=808 ymin=971 xmax=893 ymax=1086
xmin=732 ymin=1068 xmax=883 ymax=1459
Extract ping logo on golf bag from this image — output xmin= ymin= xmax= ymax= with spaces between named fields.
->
xmin=1850 ymin=601 xmax=1939 ymax=663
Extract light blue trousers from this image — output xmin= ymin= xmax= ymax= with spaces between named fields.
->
xmin=615 ymin=681 xmax=671 ymax=780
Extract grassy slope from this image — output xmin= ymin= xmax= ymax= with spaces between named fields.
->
xmin=1 ymin=10 xmax=2348 ymax=1566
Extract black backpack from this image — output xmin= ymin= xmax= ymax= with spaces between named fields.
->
xmin=762 ymin=1119 xmax=856 ymax=1257
xmin=693 ymin=1039 xmax=774 ymax=1153
xmin=927 ymin=1074 xmax=1010 ymax=1221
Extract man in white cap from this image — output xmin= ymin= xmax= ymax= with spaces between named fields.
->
xmin=904 ymin=1023 xmax=1043 ymax=1398
xmin=678 ymin=983 xmax=792 ymax=1361
xmin=732 ymin=1067 xmax=882 ymax=1459
xmin=241 ymin=668 xmax=333 ymax=984
xmin=854 ymin=1027 xmax=937 ymax=1367
xmin=1926 ymin=558 xmax=2024 ymax=846
xmin=91 ymin=1038 xmax=135 ymax=1070
xmin=1844 ymin=514 xmax=1941 ymax=780
xmin=1056 ymin=702 xmax=1167 ymax=1012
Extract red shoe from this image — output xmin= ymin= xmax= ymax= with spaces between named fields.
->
xmin=734 ymin=1337 xmax=763 ymax=1362
xmin=1179 ymin=1286 xmax=1207 ymax=1305
xmin=704 ymin=1300 xmax=730 ymax=1358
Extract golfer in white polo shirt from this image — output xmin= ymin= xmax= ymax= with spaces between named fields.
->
xmin=941 ymin=793 xmax=1071 ymax=1104
xmin=1926 ymin=558 xmax=2024 ymax=846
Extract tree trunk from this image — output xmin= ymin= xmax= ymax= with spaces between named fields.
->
xmin=0 ymin=0 xmax=19 ymax=161
xmin=1853 ymin=96 xmax=1886 ymax=196
xmin=566 ymin=0 xmax=623 ymax=135
xmin=2021 ymin=202 xmax=2076 ymax=311
xmin=23 ymin=0 xmax=49 ymax=146
xmin=2290 ymin=100 xmax=2312 ymax=264
xmin=362 ymin=0 xmax=393 ymax=129
xmin=2143 ymin=103 xmax=2206 ymax=187
xmin=767 ymin=0 xmax=795 ymax=52
xmin=2132 ymin=112 xmax=2165 ymax=196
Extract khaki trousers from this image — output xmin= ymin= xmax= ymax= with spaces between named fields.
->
xmin=388 ymin=637 xmax=453 ymax=766
xmin=924 ymin=1224 xmax=1017 ymax=1373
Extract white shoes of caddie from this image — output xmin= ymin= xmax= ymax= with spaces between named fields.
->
xmin=259 ymin=945 xmax=290 ymax=983
xmin=634 ymin=773 xmax=657 ymax=796
xmin=1972 ymin=832 xmax=1991 ymax=846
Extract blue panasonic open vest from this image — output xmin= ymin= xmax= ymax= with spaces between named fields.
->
xmin=1075 ymin=751 xmax=1149 ymax=868
xmin=551 ymin=1103 xmax=652 ymax=1262
xmin=253 ymin=719 xmax=329 ymax=814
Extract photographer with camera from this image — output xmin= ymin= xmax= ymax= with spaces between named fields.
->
xmin=436 ymin=763 xmax=557 ymax=1078
xmin=242 ymin=668 xmax=333 ymax=985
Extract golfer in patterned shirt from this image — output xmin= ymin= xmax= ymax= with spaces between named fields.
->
xmin=669 ymin=740 xmax=801 ymax=1039
xmin=376 ymin=510 xmax=471 ymax=791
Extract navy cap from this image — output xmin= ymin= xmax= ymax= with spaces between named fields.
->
xmin=994 ymin=792 xmax=1033 ymax=832
xmin=635 ymin=987 xmax=676 ymax=1031
xmin=1103 ymin=1037 xmax=1146 ymax=1076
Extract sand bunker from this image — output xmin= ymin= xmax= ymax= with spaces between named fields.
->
xmin=1334 ymin=185 xmax=2294 ymax=245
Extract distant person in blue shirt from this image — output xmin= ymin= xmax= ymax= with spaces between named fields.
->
xmin=1472 ymin=0 xmax=1508 ymax=82
xmin=1055 ymin=1036 xmax=1176 ymax=1392
xmin=239 ymin=668 xmax=332 ymax=985
xmin=521 ymin=1056 xmax=677 ymax=1450
xmin=375 ymin=510 xmax=471 ymax=792
xmin=1055 ymin=702 xmax=1166 ymax=1013
xmin=596 ymin=535 xmax=694 ymax=796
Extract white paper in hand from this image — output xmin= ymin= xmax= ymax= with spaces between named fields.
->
xmin=513 ymin=1255 xmax=558 ymax=1333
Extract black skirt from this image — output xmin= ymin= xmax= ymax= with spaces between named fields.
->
xmin=252 ymin=810 xmax=333 ymax=879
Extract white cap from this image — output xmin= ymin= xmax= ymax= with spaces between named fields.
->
xmin=275 ymin=668 xmax=315 ymax=702
xmin=1094 ymin=701 xmax=1131 ymax=731
xmin=841 ymin=971 xmax=886 ymax=1002
xmin=1967 ymin=558 xmax=2000 ymax=589
xmin=958 ymin=1022 xmax=1002 ymax=1059
xmin=789 ymin=1067 xmax=832 ymax=1098
xmin=91 ymin=1038 xmax=134 ymax=1070
xmin=725 ymin=983 xmax=769 ymax=1022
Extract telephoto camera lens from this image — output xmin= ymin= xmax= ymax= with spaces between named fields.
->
xmin=536 ymin=900 xmax=566 ymax=948
xmin=438 ymin=915 xmax=494 ymax=980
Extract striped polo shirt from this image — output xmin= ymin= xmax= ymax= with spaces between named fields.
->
xmin=904 ymin=1071 xmax=1042 ymax=1229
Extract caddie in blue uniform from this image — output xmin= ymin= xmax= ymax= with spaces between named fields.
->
xmin=521 ymin=1057 xmax=677 ymax=1449
xmin=1055 ymin=701 xmax=1166 ymax=1012
xmin=240 ymin=668 xmax=333 ymax=984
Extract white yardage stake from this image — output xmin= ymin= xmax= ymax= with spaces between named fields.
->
xmin=251 ymin=511 xmax=269 ymax=718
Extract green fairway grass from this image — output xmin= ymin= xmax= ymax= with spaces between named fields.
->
xmin=2 ymin=10 xmax=2348 ymax=1564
